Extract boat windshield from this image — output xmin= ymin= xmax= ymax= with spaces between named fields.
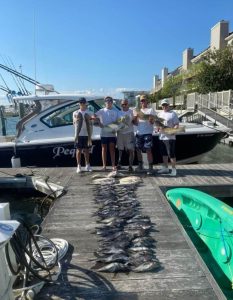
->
xmin=41 ymin=100 xmax=100 ymax=128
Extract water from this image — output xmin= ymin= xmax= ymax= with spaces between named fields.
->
xmin=200 ymin=142 xmax=233 ymax=164
xmin=2 ymin=116 xmax=19 ymax=135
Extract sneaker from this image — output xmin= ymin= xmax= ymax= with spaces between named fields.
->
xmin=135 ymin=163 xmax=143 ymax=172
xmin=157 ymin=167 xmax=169 ymax=174
xmin=85 ymin=165 xmax=92 ymax=172
xmin=147 ymin=169 xmax=153 ymax=175
xmin=76 ymin=165 xmax=82 ymax=174
xmin=116 ymin=164 xmax=122 ymax=170
xmin=169 ymin=168 xmax=177 ymax=177
xmin=128 ymin=166 xmax=133 ymax=172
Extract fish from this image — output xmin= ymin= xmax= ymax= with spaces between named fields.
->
xmin=159 ymin=125 xmax=186 ymax=135
xmin=92 ymin=178 xmax=116 ymax=185
xmin=94 ymin=247 xmax=126 ymax=256
xmin=96 ymin=253 xmax=129 ymax=263
xmin=118 ymin=176 xmax=142 ymax=185
xmin=103 ymin=115 xmax=130 ymax=133
xmin=84 ymin=113 xmax=93 ymax=146
xmin=130 ymin=260 xmax=160 ymax=272
xmin=134 ymin=109 xmax=165 ymax=124
xmin=74 ymin=112 xmax=83 ymax=143
xmin=95 ymin=262 xmax=130 ymax=273
xmin=74 ymin=112 xmax=93 ymax=145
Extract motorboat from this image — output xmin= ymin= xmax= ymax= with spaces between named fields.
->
xmin=0 ymin=93 xmax=229 ymax=168
xmin=166 ymin=188 xmax=233 ymax=286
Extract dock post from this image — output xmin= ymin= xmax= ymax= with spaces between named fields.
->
xmin=0 ymin=106 xmax=6 ymax=136
xmin=0 ymin=203 xmax=18 ymax=300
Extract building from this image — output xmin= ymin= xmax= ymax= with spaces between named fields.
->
xmin=153 ymin=20 xmax=232 ymax=93
xmin=122 ymin=90 xmax=149 ymax=106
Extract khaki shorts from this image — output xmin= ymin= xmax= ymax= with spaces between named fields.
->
xmin=117 ymin=132 xmax=135 ymax=150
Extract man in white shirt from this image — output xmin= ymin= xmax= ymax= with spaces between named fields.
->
xmin=95 ymin=96 xmax=119 ymax=171
xmin=157 ymin=99 xmax=179 ymax=176
xmin=133 ymin=95 xmax=156 ymax=175
xmin=73 ymin=97 xmax=93 ymax=174
xmin=117 ymin=99 xmax=135 ymax=172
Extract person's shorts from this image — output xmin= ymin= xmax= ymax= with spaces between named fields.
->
xmin=159 ymin=140 xmax=176 ymax=158
xmin=117 ymin=132 xmax=135 ymax=151
xmin=101 ymin=136 xmax=117 ymax=145
xmin=135 ymin=134 xmax=153 ymax=152
xmin=75 ymin=136 xmax=89 ymax=149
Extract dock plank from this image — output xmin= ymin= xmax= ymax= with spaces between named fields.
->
xmin=2 ymin=164 xmax=233 ymax=299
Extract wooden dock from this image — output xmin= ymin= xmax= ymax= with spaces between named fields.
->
xmin=1 ymin=164 xmax=233 ymax=299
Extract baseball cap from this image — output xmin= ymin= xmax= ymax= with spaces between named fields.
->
xmin=104 ymin=96 xmax=113 ymax=102
xmin=161 ymin=99 xmax=169 ymax=106
xmin=140 ymin=95 xmax=147 ymax=101
xmin=79 ymin=97 xmax=87 ymax=104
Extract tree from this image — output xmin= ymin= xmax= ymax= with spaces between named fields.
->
xmin=195 ymin=45 xmax=233 ymax=93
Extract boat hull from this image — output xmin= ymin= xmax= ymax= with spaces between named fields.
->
xmin=0 ymin=130 xmax=225 ymax=167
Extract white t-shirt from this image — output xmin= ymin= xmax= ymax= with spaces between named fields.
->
xmin=96 ymin=107 xmax=119 ymax=137
xmin=134 ymin=107 xmax=156 ymax=135
xmin=118 ymin=109 xmax=134 ymax=134
xmin=73 ymin=109 xmax=92 ymax=136
xmin=158 ymin=110 xmax=179 ymax=140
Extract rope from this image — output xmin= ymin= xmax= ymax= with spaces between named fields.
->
xmin=5 ymin=220 xmax=68 ymax=299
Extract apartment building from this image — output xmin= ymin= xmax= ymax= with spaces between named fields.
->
xmin=153 ymin=20 xmax=233 ymax=92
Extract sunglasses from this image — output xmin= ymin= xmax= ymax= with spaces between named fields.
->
xmin=105 ymin=99 xmax=113 ymax=102
xmin=121 ymin=103 xmax=128 ymax=106
xmin=140 ymin=100 xmax=146 ymax=103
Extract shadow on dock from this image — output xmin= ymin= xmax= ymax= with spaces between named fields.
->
xmin=37 ymin=244 xmax=138 ymax=300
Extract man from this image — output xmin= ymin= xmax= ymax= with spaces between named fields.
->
xmin=157 ymin=99 xmax=179 ymax=176
xmin=95 ymin=96 xmax=119 ymax=171
xmin=117 ymin=99 xmax=135 ymax=172
xmin=133 ymin=94 xmax=156 ymax=175
xmin=73 ymin=97 xmax=93 ymax=174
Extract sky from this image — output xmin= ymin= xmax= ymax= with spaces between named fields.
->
xmin=0 ymin=0 xmax=233 ymax=104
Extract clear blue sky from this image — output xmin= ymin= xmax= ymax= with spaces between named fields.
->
xmin=0 ymin=0 xmax=233 ymax=103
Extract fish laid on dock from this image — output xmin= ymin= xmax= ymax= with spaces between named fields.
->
xmin=91 ymin=173 xmax=160 ymax=274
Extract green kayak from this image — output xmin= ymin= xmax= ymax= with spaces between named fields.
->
xmin=166 ymin=188 xmax=233 ymax=286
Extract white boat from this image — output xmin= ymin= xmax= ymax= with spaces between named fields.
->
xmin=0 ymin=93 xmax=229 ymax=168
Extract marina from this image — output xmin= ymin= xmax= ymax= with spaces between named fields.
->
xmin=1 ymin=164 xmax=233 ymax=299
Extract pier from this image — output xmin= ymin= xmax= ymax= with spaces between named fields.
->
xmin=1 ymin=164 xmax=233 ymax=299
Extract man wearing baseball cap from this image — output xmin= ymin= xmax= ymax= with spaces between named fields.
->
xmin=133 ymin=94 xmax=156 ymax=175
xmin=157 ymin=99 xmax=179 ymax=176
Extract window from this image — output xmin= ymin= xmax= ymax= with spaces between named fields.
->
xmin=41 ymin=101 xmax=98 ymax=128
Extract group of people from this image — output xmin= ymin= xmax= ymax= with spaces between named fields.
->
xmin=72 ymin=95 xmax=179 ymax=176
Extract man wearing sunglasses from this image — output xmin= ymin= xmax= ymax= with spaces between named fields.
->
xmin=133 ymin=94 xmax=156 ymax=175
xmin=95 ymin=96 xmax=119 ymax=171
xmin=116 ymin=99 xmax=135 ymax=172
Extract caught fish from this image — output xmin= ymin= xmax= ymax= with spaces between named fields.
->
xmin=136 ymin=111 xmax=164 ymax=124
xmin=103 ymin=115 xmax=130 ymax=133
xmin=118 ymin=176 xmax=142 ymax=185
xmin=130 ymin=260 xmax=160 ymax=272
xmin=92 ymin=178 xmax=116 ymax=185
xmin=94 ymin=247 xmax=126 ymax=256
xmin=84 ymin=113 xmax=93 ymax=146
xmin=159 ymin=125 xmax=186 ymax=135
xmin=96 ymin=253 xmax=129 ymax=263
xmin=74 ymin=112 xmax=93 ymax=145
xmin=96 ymin=262 xmax=130 ymax=273
xmin=74 ymin=112 xmax=83 ymax=143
